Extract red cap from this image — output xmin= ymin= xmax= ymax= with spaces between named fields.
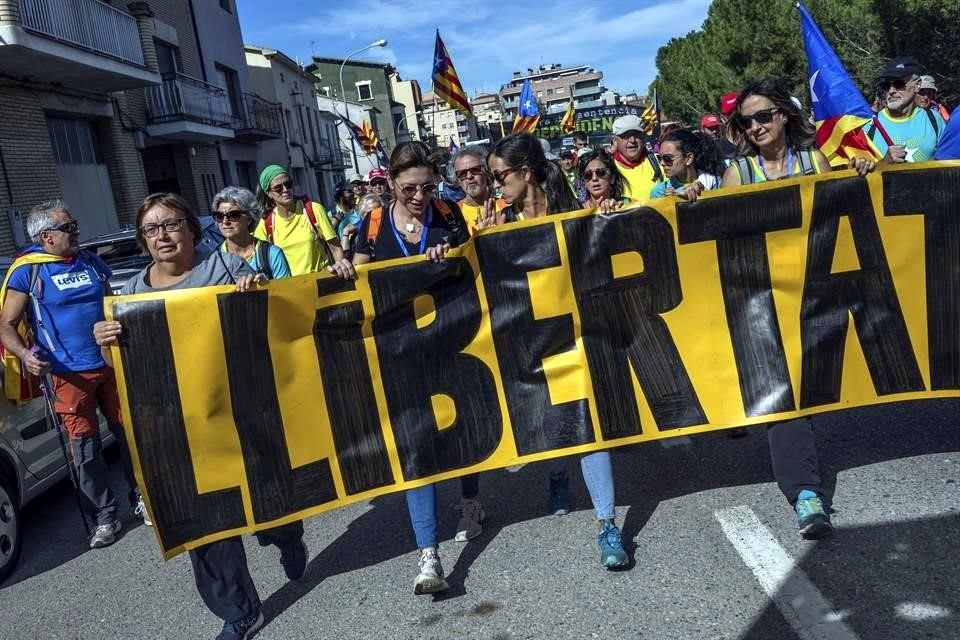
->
xmin=720 ymin=91 xmax=739 ymax=115
xmin=700 ymin=114 xmax=720 ymax=128
xmin=367 ymin=167 xmax=388 ymax=181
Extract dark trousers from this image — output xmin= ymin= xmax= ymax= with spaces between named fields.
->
xmin=767 ymin=417 xmax=822 ymax=505
xmin=189 ymin=520 xmax=304 ymax=623
xmin=70 ymin=433 xmax=117 ymax=526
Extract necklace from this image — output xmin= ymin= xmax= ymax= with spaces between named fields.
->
xmin=757 ymin=147 xmax=793 ymax=181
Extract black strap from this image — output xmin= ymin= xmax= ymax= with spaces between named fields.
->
xmin=256 ymin=241 xmax=273 ymax=280
xmin=734 ymin=157 xmax=755 ymax=184
xmin=647 ymin=154 xmax=663 ymax=182
xmin=215 ymin=250 xmax=238 ymax=285
xmin=924 ymin=107 xmax=940 ymax=135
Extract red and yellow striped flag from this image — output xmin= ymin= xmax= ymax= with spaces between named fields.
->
xmin=431 ymin=30 xmax=472 ymax=118
xmin=560 ymin=98 xmax=576 ymax=134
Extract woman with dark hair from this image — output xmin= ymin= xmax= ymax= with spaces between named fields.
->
xmin=576 ymin=149 xmax=630 ymax=211
xmin=92 ymin=192 xmax=309 ymax=640
xmin=348 ymin=141 xmax=485 ymax=595
xmin=481 ymin=133 xmax=629 ymax=570
xmin=651 ymin=128 xmax=725 ymax=202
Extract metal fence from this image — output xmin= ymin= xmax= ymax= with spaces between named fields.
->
xmin=236 ymin=92 xmax=282 ymax=137
xmin=145 ymin=73 xmax=234 ymax=127
xmin=19 ymin=0 xmax=145 ymax=66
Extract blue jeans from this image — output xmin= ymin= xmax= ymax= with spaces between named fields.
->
xmin=406 ymin=474 xmax=479 ymax=549
xmin=551 ymin=451 xmax=616 ymax=520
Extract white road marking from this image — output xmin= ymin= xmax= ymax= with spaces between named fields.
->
xmin=659 ymin=436 xmax=692 ymax=449
xmin=715 ymin=506 xmax=862 ymax=640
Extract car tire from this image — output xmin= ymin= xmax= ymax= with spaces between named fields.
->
xmin=0 ymin=475 xmax=22 ymax=584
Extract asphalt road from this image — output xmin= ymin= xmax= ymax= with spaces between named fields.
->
xmin=1 ymin=399 xmax=957 ymax=640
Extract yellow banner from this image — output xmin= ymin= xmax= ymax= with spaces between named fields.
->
xmin=109 ymin=162 xmax=960 ymax=558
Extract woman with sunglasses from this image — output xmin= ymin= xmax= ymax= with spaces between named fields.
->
xmin=721 ymin=78 xmax=832 ymax=187
xmin=254 ymin=165 xmax=348 ymax=277
xmin=93 ymin=192 xmax=309 ymax=640
xmin=483 ymin=133 xmax=630 ymax=570
xmin=651 ymin=128 xmax=725 ymax=202
xmin=213 ymin=186 xmax=291 ymax=280
xmin=366 ymin=167 xmax=392 ymax=203
xmin=347 ymin=142 xmax=484 ymax=596
xmin=576 ymin=149 xmax=632 ymax=212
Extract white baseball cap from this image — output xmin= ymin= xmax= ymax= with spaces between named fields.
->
xmin=612 ymin=114 xmax=644 ymax=136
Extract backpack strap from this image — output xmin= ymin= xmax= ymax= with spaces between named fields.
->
xmin=264 ymin=210 xmax=274 ymax=243
xmin=733 ymin=157 xmax=755 ymax=184
xmin=924 ymin=106 xmax=940 ymax=135
xmin=301 ymin=196 xmax=322 ymax=239
xmin=796 ymin=149 xmax=817 ymax=176
xmin=647 ymin=153 xmax=663 ymax=182
xmin=432 ymin=197 xmax=453 ymax=220
xmin=366 ymin=206 xmax=385 ymax=243
xmin=26 ymin=263 xmax=56 ymax=353
xmin=256 ymin=241 xmax=273 ymax=280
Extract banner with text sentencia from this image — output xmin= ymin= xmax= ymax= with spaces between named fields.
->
xmin=109 ymin=162 xmax=960 ymax=558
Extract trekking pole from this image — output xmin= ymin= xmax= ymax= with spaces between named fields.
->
xmin=32 ymin=351 xmax=92 ymax=536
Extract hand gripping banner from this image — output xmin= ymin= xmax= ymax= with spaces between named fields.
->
xmin=108 ymin=162 xmax=960 ymax=558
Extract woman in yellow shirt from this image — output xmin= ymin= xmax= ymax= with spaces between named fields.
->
xmin=253 ymin=165 xmax=346 ymax=276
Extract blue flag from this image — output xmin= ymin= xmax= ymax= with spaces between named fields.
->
xmin=512 ymin=79 xmax=540 ymax=134
xmin=934 ymin=107 xmax=960 ymax=159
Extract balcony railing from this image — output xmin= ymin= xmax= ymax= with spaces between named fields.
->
xmin=19 ymin=0 xmax=145 ymax=66
xmin=146 ymin=73 xmax=233 ymax=127
xmin=235 ymin=92 xmax=282 ymax=140
xmin=573 ymin=84 xmax=602 ymax=98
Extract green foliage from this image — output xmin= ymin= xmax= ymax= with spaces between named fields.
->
xmin=653 ymin=0 xmax=956 ymax=123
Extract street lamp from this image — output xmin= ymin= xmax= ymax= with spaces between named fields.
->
xmin=395 ymin=110 xmax=421 ymax=141
xmin=339 ymin=39 xmax=388 ymax=173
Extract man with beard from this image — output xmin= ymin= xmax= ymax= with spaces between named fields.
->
xmin=452 ymin=147 xmax=506 ymax=233
xmin=866 ymin=56 xmax=946 ymax=163
xmin=610 ymin=114 xmax=663 ymax=201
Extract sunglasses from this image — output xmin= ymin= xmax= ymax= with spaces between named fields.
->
xmin=878 ymin=77 xmax=914 ymax=94
xmin=582 ymin=168 xmax=611 ymax=181
xmin=269 ymin=180 xmax=294 ymax=193
xmin=140 ymin=218 xmax=187 ymax=238
xmin=492 ymin=167 xmax=519 ymax=184
xmin=455 ymin=165 xmax=485 ymax=181
xmin=396 ymin=181 xmax=438 ymax=198
xmin=369 ymin=180 xmax=388 ymax=188
xmin=734 ymin=108 xmax=779 ymax=130
xmin=41 ymin=220 xmax=80 ymax=235
xmin=213 ymin=210 xmax=248 ymax=223
xmin=659 ymin=153 xmax=690 ymax=167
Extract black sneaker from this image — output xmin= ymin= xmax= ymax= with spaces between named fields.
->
xmin=216 ymin=610 xmax=264 ymax=640
xmin=279 ymin=540 xmax=308 ymax=580
xmin=548 ymin=471 xmax=570 ymax=516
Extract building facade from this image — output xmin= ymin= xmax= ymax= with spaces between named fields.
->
xmin=500 ymin=63 xmax=612 ymax=120
xmin=315 ymin=95 xmax=380 ymax=179
xmin=389 ymin=72 xmax=423 ymax=144
xmin=421 ymin=91 xmax=478 ymax=149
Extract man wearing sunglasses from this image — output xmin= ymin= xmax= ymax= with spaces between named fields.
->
xmin=0 ymin=200 xmax=145 ymax=549
xmin=865 ymin=56 xmax=946 ymax=163
xmin=452 ymin=147 xmax=506 ymax=233
xmin=610 ymin=114 xmax=663 ymax=202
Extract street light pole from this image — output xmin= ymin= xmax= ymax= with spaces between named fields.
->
xmin=394 ymin=110 xmax=421 ymax=141
xmin=339 ymin=39 xmax=387 ymax=175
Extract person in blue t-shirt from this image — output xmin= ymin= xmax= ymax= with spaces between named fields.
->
xmin=866 ymin=56 xmax=946 ymax=163
xmin=0 ymin=200 xmax=143 ymax=549
xmin=212 ymin=186 xmax=291 ymax=280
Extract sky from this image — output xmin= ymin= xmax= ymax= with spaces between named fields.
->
xmin=235 ymin=0 xmax=712 ymax=99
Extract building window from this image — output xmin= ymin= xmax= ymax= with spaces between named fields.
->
xmin=219 ymin=0 xmax=231 ymax=12
xmin=356 ymin=81 xmax=373 ymax=101
xmin=46 ymin=116 xmax=103 ymax=164
xmin=547 ymin=88 xmax=553 ymax=95
xmin=321 ymin=86 xmax=331 ymax=97
xmin=214 ymin=63 xmax=242 ymax=118
xmin=556 ymin=87 xmax=565 ymax=94
xmin=154 ymin=40 xmax=181 ymax=76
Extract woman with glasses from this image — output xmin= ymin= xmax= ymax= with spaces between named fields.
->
xmin=213 ymin=186 xmax=291 ymax=280
xmin=347 ymin=142 xmax=483 ymax=595
xmin=483 ymin=133 xmax=630 ymax=570
xmin=254 ymin=165 xmax=348 ymax=277
xmin=650 ymin=128 xmax=725 ymax=202
xmin=576 ymin=149 xmax=632 ymax=212
xmin=93 ymin=192 xmax=313 ymax=640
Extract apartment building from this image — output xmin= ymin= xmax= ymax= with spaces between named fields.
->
xmin=389 ymin=72 xmax=423 ymax=144
xmin=421 ymin=91 xmax=478 ymax=149
xmin=499 ymin=63 xmax=614 ymax=120
xmin=315 ymin=94 xmax=380 ymax=179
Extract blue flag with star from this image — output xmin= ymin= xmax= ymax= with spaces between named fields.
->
xmin=512 ymin=79 xmax=540 ymax=134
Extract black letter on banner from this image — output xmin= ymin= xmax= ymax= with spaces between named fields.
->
xmin=314 ymin=276 xmax=393 ymax=495
xmin=475 ymin=225 xmax=594 ymax=455
xmin=368 ymin=258 xmax=501 ymax=481
xmin=114 ymin=300 xmax=244 ymax=550
xmin=883 ymin=167 xmax=960 ymax=390
xmin=218 ymin=291 xmax=336 ymax=522
xmin=564 ymin=209 xmax=707 ymax=435
xmin=800 ymin=177 xmax=924 ymax=407
xmin=678 ymin=186 xmax=800 ymax=417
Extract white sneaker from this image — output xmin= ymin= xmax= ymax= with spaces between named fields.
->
xmin=454 ymin=498 xmax=485 ymax=542
xmin=134 ymin=495 xmax=152 ymax=527
xmin=414 ymin=548 xmax=449 ymax=595
xmin=89 ymin=520 xmax=122 ymax=549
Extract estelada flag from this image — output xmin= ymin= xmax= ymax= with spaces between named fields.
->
xmin=432 ymin=30 xmax=472 ymax=118
xmin=561 ymin=98 xmax=576 ymax=134
xmin=797 ymin=2 xmax=881 ymax=165
xmin=640 ymin=89 xmax=657 ymax=134
xmin=361 ymin=120 xmax=378 ymax=153
xmin=512 ymin=79 xmax=540 ymax=134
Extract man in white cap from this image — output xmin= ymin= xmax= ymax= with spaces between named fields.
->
xmin=611 ymin=114 xmax=662 ymax=201
xmin=915 ymin=75 xmax=950 ymax=121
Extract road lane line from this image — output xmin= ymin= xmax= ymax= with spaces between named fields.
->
xmin=715 ymin=506 xmax=862 ymax=640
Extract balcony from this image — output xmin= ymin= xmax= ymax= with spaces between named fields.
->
xmin=0 ymin=0 xmax=159 ymax=91
xmin=145 ymin=73 xmax=235 ymax=142
xmin=234 ymin=92 xmax=282 ymax=141
xmin=573 ymin=84 xmax=602 ymax=98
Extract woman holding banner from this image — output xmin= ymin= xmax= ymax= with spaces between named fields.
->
xmin=347 ymin=141 xmax=484 ymax=595
xmin=721 ymin=78 xmax=835 ymax=539
xmin=575 ymin=148 xmax=633 ymax=211
xmin=91 ymin=193 xmax=340 ymax=640
xmin=483 ymin=133 xmax=630 ymax=570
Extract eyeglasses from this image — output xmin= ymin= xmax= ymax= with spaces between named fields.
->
xmin=659 ymin=154 xmax=685 ymax=167
xmin=492 ymin=167 xmax=519 ymax=184
xmin=269 ymin=180 xmax=294 ymax=194
xmin=213 ymin=210 xmax=248 ymax=223
xmin=41 ymin=220 xmax=79 ymax=235
xmin=455 ymin=165 xmax=485 ymax=181
xmin=396 ymin=181 xmax=438 ymax=198
xmin=879 ymin=77 xmax=914 ymax=94
xmin=369 ymin=180 xmax=388 ymax=189
xmin=734 ymin=108 xmax=779 ymax=130
xmin=616 ymin=131 xmax=643 ymax=141
xmin=140 ymin=218 xmax=187 ymax=238
xmin=582 ymin=167 xmax=611 ymax=181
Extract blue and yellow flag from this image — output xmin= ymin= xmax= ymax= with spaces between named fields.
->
xmin=797 ymin=2 xmax=881 ymax=164
xmin=512 ymin=79 xmax=540 ymax=134
xmin=432 ymin=31 xmax=472 ymax=118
